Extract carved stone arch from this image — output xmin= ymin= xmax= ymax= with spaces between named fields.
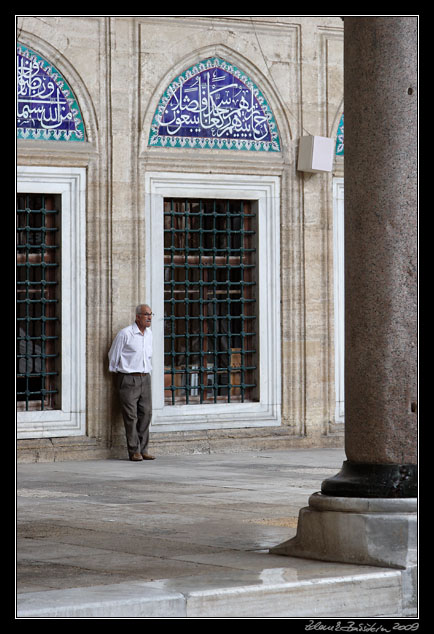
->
xmin=140 ymin=44 xmax=293 ymax=155
xmin=17 ymin=32 xmax=98 ymax=146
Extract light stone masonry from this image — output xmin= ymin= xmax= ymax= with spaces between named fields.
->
xmin=17 ymin=15 xmax=344 ymax=461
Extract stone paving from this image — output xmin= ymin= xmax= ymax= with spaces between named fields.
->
xmin=16 ymin=448 xmax=414 ymax=618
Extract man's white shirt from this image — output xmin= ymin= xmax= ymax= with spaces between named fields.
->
xmin=108 ymin=323 xmax=153 ymax=374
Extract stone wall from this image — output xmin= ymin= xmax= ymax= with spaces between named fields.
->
xmin=16 ymin=15 xmax=344 ymax=461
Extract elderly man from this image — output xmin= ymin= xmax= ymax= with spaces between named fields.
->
xmin=108 ymin=304 xmax=155 ymax=461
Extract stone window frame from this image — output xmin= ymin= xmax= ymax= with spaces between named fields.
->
xmin=333 ymin=177 xmax=345 ymax=424
xmin=16 ymin=166 xmax=86 ymax=439
xmin=145 ymin=171 xmax=281 ymax=432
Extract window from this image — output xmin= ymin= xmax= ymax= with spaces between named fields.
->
xmin=16 ymin=167 xmax=86 ymax=439
xmin=163 ymin=198 xmax=258 ymax=405
xmin=17 ymin=193 xmax=61 ymax=411
xmin=146 ymin=172 xmax=281 ymax=432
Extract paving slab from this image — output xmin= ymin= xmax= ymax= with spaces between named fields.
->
xmin=16 ymin=448 xmax=416 ymax=618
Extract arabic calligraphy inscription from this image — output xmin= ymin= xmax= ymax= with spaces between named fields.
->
xmin=149 ymin=58 xmax=280 ymax=152
xmin=17 ymin=44 xmax=85 ymax=142
xmin=335 ymin=113 xmax=344 ymax=156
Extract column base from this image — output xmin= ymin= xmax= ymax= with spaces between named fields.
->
xmin=321 ymin=460 xmax=417 ymax=498
xmin=270 ymin=492 xmax=417 ymax=570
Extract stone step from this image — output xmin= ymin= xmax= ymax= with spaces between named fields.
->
xmin=17 ymin=567 xmax=405 ymax=618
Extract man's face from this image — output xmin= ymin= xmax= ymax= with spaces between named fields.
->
xmin=136 ymin=306 xmax=153 ymax=330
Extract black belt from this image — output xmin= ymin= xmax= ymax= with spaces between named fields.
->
xmin=120 ymin=372 xmax=149 ymax=376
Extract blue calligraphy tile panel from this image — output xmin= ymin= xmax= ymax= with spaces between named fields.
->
xmin=335 ymin=113 xmax=344 ymax=156
xmin=149 ymin=58 xmax=280 ymax=152
xmin=17 ymin=44 xmax=85 ymax=142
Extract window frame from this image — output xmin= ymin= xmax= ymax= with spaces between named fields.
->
xmin=16 ymin=166 xmax=86 ymax=439
xmin=145 ymin=171 xmax=281 ymax=432
xmin=333 ymin=177 xmax=345 ymax=424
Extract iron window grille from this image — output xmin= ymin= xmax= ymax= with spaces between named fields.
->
xmin=16 ymin=193 xmax=61 ymax=411
xmin=164 ymin=198 xmax=258 ymax=405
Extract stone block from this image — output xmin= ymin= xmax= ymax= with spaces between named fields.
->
xmin=270 ymin=493 xmax=417 ymax=570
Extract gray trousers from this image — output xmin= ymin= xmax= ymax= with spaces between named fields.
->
xmin=117 ymin=373 xmax=152 ymax=457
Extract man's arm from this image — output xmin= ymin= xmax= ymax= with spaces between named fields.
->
xmin=108 ymin=330 xmax=126 ymax=372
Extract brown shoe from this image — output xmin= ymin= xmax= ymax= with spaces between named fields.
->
xmin=141 ymin=453 xmax=155 ymax=460
xmin=130 ymin=453 xmax=143 ymax=461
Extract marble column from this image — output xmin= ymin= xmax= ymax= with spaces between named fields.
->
xmin=322 ymin=16 xmax=418 ymax=498
xmin=322 ymin=15 xmax=418 ymax=498
xmin=271 ymin=17 xmax=417 ymax=592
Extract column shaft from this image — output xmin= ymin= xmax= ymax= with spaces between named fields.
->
xmin=323 ymin=16 xmax=417 ymax=496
